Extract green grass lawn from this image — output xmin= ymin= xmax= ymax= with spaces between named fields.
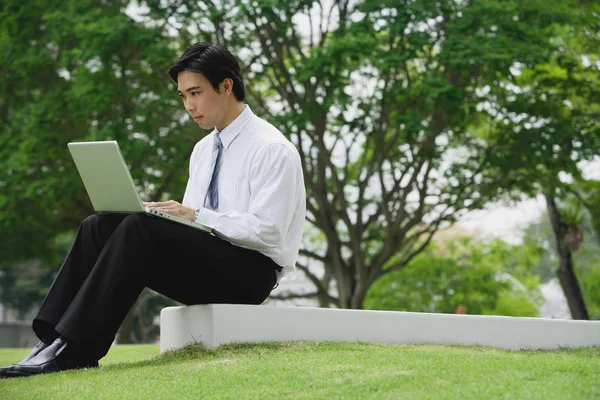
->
xmin=0 ymin=342 xmax=598 ymax=399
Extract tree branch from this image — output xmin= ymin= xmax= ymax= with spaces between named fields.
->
xmin=299 ymin=249 xmax=327 ymax=263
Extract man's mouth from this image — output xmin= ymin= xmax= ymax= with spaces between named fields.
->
xmin=193 ymin=116 xmax=203 ymax=122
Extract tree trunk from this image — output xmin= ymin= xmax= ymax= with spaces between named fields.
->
xmin=334 ymin=263 xmax=353 ymax=309
xmin=350 ymin=290 xmax=366 ymax=310
xmin=556 ymin=251 xmax=589 ymax=319
xmin=544 ymin=191 xmax=589 ymax=320
xmin=317 ymin=293 xmax=331 ymax=308
xmin=350 ymin=276 xmax=369 ymax=309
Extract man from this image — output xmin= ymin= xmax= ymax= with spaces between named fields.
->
xmin=0 ymin=42 xmax=306 ymax=378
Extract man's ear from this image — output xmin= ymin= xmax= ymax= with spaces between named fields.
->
xmin=220 ymin=78 xmax=233 ymax=95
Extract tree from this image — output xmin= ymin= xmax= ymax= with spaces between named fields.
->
xmin=144 ymin=0 xmax=600 ymax=308
xmin=0 ymin=0 xmax=194 ymax=262
xmin=525 ymin=187 xmax=600 ymax=320
xmin=484 ymin=2 xmax=600 ymax=318
xmin=364 ymin=233 xmax=543 ymax=317
xmin=0 ymin=0 xmax=192 ymax=340
xmin=2 ymin=0 xmax=599 ymax=313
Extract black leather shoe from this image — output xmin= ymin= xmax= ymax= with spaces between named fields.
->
xmin=8 ymin=338 xmax=98 ymax=377
xmin=0 ymin=341 xmax=49 ymax=378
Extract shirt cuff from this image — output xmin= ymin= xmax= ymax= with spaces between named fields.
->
xmin=195 ymin=207 xmax=220 ymax=228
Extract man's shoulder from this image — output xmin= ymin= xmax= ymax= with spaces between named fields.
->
xmin=246 ymin=115 xmax=297 ymax=152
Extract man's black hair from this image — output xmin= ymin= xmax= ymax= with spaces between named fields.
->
xmin=169 ymin=42 xmax=245 ymax=102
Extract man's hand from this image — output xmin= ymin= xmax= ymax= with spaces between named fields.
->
xmin=144 ymin=200 xmax=196 ymax=222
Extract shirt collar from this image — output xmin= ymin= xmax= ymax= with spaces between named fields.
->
xmin=213 ymin=104 xmax=253 ymax=149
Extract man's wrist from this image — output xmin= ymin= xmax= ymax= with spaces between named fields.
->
xmin=193 ymin=208 xmax=200 ymax=222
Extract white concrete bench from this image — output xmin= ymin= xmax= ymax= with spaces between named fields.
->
xmin=160 ymin=304 xmax=600 ymax=353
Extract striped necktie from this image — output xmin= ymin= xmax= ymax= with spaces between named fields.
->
xmin=204 ymin=133 xmax=223 ymax=210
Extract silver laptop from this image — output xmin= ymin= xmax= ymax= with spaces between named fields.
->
xmin=68 ymin=141 xmax=211 ymax=233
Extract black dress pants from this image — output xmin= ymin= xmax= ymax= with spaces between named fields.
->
xmin=32 ymin=213 xmax=279 ymax=361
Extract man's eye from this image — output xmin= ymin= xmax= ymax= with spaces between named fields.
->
xmin=191 ymin=91 xmax=200 ymax=96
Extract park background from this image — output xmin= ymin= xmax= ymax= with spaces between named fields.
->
xmin=0 ymin=0 xmax=599 ymax=347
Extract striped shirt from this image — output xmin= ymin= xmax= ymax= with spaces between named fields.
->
xmin=182 ymin=105 xmax=306 ymax=276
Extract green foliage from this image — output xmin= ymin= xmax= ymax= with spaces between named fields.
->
xmin=493 ymin=291 xmax=540 ymax=318
xmin=483 ymin=2 xmax=600 ymax=198
xmin=0 ymin=0 xmax=196 ymax=263
xmin=559 ymin=203 xmax=585 ymax=227
xmin=365 ymin=236 xmax=543 ymax=316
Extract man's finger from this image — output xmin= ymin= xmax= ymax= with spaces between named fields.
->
xmin=153 ymin=200 xmax=180 ymax=207
xmin=153 ymin=206 xmax=181 ymax=213
xmin=154 ymin=203 xmax=177 ymax=208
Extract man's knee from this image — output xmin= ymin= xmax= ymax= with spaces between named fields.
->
xmin=78 ymin=214 xmax=109 ymax=241
xmin=119 ymin=214 xmax=154 ymax=233
xmin=81 ymin=214 xmax=103 ymax=228
xmin=121 ymin=213 xmax=145 ymax=226
xmin=116 ymin=214 xmax=158 ymax=245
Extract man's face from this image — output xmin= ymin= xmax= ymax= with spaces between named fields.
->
xmin=177 ymin=70 xmax=228 ymax=130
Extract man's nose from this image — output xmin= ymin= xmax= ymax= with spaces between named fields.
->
xmin=185 ymin=100 xmax=195 ymax=112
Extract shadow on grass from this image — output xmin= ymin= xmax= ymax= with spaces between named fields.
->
xmin=99 ymin=341 xmax=291 ymax=373
xmin=98 ymin=341 xmax=600 ymax=374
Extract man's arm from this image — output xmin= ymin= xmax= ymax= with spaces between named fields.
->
xmin=196 ymin=143 xmax=304 ymax=251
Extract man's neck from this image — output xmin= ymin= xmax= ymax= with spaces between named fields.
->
xmin=216 ymin=102 xmax=246 ymax=132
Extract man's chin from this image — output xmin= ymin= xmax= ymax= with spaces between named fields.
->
xmin=198 ymin=121 xmax=214 ymax=130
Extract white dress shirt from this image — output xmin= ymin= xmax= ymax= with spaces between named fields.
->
xmin=182 ymin=105 xmax=306 ymax=277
